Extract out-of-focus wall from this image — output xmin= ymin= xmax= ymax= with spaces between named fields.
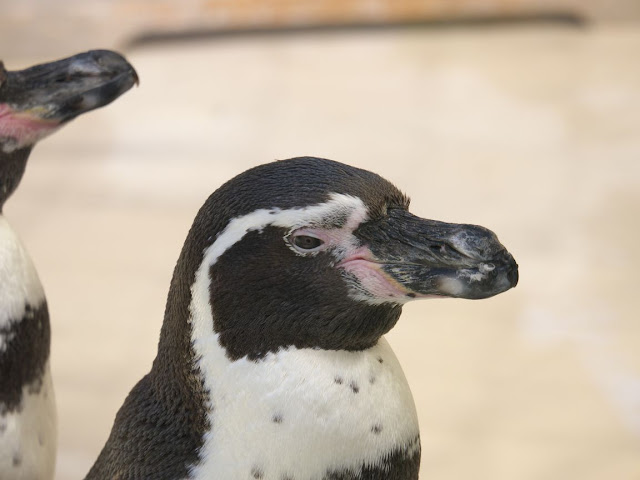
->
xmin=1 ymin=0 xmax=639 ymax=63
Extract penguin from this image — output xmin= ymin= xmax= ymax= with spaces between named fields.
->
xmin=0 ymin=50 xmax=137 ymax=480
xmin=87 ymin=156 xmax=518 ymax=480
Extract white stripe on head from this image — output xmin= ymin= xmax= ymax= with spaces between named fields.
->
xmin=187 ymin=194 xmax=419 ymax=479
xmin=189 ymin=193 xmax=367 ymax=332
xmin=0 ymin=216 xmax=45 ymax=349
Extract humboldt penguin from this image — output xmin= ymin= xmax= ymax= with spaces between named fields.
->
xmin=88 ymin=156 xmax=518 ymax=480
xmin=0 ymin=50 xmax=137 ymax=479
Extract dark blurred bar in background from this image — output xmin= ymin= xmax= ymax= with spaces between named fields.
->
xmin=2 ymin=0 xmax=639 ymax=62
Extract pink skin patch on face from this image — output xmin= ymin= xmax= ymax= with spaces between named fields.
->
xmin=290 ymin=203 xmax=423 ymax=304
xmin=288 ymin=203 xmax=370 ymax=255
xmin=339 ymin=247 xmax=412 ymax=303
xmin=0 ymin=103 xmax=61 ymax=152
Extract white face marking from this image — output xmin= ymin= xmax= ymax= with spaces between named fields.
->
xmin=189 ymin=193 xmax=367 ymax=330
xmin=0 ymin=365 xmax=57 ymax=480
xmin=187 ymin=194 xmax=420 ymax=479
xmin=284 ymin=205 xmax=367 ymax=259
xmin=0 ymin=216 xmax=46 ymax=350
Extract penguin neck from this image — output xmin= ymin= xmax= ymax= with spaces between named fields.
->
xmin=0 ymin=146 xmax=32 ymax=212
xmin=153 ymin=231 xmax=208 ymax=387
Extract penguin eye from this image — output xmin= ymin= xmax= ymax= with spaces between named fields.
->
xmin=293 ymin=235 xmax=324 ymax=251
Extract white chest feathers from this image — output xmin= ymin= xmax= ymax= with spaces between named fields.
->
xmin=0 ymin=216 xmax=45 ymax=337
xmin=0 ymin=366 xmax=57 ymax=480
xmin=0 ymin=216 xmax=55 ymax=479
xmin=189 ymin=337 xmax=419 ymax=480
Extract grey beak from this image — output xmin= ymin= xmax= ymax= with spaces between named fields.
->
xmin=355 ymin=209 xmax=518 ymax=300
xmin=0 ymin=49 xmax=138 ymax=124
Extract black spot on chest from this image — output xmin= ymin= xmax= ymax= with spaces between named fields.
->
xmin=252 ymin=466 xmax=264 ymax=479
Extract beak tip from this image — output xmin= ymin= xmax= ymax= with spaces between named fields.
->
xmin=508 ymin=264 xmax=519 ymax=288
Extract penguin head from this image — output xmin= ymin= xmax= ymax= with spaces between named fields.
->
xmin=0 ymin=51 xmax=137 ymax=210
xmin=183 ymin=157 xmax=518 ymax=361
xmin=0 ymin=50 xmax=138 ymax=154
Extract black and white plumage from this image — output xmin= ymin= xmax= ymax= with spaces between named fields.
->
xmin=0 ymin=50 xmax=137 ymax=479
xmin=88 ymin=157 xmax=518 ymax=480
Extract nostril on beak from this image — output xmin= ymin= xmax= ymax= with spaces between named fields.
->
xmin=487 ymin=249 xmax=519 ymax=288
xmin=66 ymin=95 xmax=85 ymax=110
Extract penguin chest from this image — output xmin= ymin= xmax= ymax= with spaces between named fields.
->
xmin=190 ymin=337 xmax=420 ymax=480
xmin=0 ymin=216 xmax=45 ymax=331
xmin=0 ymin=217 xmax=56 ymax=479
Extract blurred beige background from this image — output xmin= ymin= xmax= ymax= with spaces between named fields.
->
xmin=2 ymin=1 xmax=640 ymax=479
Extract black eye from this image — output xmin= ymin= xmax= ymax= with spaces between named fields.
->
xmin=293 ymin=235 xmax=323 ymax=250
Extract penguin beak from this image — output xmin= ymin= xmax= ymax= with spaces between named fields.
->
xmin=0 ymin=50 xmax=137 ymax=149
xmin=350 ymin=209 xmax=518 ymax=300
